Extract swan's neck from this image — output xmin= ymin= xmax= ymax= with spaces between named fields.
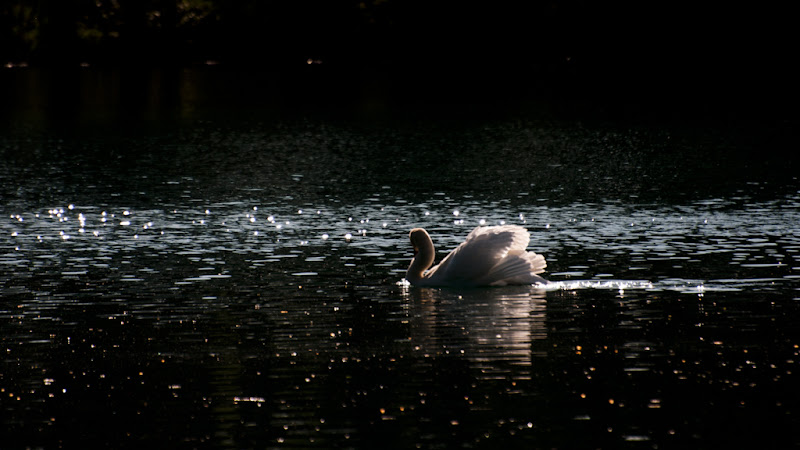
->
xmin=406 ymin=233 xmax=436 ymax=283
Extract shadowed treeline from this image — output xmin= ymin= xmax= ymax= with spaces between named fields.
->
xmin=1 ymin=1 xmax=793 ymax=70
xmin=1 ymin=1 xmax=798 ymax=119
xmin=1 ymin=0 xmax=604 ymax=68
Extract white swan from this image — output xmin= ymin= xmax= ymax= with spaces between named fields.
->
xmin=406 ymin=225 xmax=548 ymax=287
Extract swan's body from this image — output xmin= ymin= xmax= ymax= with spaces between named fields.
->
xmin=406 ymin=225 xmax=548 ymax=287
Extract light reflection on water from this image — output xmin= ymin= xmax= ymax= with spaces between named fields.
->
xmin=1 ymin=120 xmax=800 ymax=448
xmin=3 ymin=196 xmax=798 ymax=293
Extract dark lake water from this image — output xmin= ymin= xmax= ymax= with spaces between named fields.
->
xmin=2 ymin=67 xmax=800 ymax=449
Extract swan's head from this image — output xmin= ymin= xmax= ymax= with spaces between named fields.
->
xmin=407 ymin=228 xmax=435 ymax=282
xmin=409 ymin=228 xmax=431 ymax=255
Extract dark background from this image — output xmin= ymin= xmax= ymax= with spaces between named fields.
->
xmin=1 ymin=1 xmax=797 ymax=121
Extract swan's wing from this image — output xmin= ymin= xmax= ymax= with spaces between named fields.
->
xmin=429 ymin=226 xmax=532 ymax=283
xmin=483 ymin=251 xmax=548 ymax=286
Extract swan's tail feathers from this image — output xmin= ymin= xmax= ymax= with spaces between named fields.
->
xmin=527 ymin=252 xmax=547 ymax=275
xmin=483 ymin=251 xmax=548 ymax=286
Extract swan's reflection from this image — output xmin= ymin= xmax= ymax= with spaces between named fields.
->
xmin=402 ymin=286 xmax=547 ymax=378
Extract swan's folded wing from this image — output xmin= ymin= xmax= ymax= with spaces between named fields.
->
xmin=483 ymin=251 xmax=548 ymax=286
xmin=432 ymin=226 xmax=530 ymax=283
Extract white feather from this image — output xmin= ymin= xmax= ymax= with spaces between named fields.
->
xmin=406 ymin=225 xmax=548 ymax=287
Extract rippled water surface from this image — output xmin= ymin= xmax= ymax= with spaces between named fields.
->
xmin=2 ymin=82 xmax=800 ymax=449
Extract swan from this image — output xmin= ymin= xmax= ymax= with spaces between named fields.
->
xmin=405 ymin=225 xmax=548 ymax=287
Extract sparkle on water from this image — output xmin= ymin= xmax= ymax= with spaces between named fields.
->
xmin=1 ymin=114 xmax=799 ymax=449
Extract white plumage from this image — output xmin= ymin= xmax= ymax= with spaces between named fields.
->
xmin=405 ymin=225 xmax=548 ymax=287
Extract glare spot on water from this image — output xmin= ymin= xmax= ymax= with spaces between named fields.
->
xmin=624 ymin=435 xmax=651 ymax=442
xmin=233 ymin=396 xmax=265 ymax=404
xmin=542 ymin=280 xmax=655 ymax=292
